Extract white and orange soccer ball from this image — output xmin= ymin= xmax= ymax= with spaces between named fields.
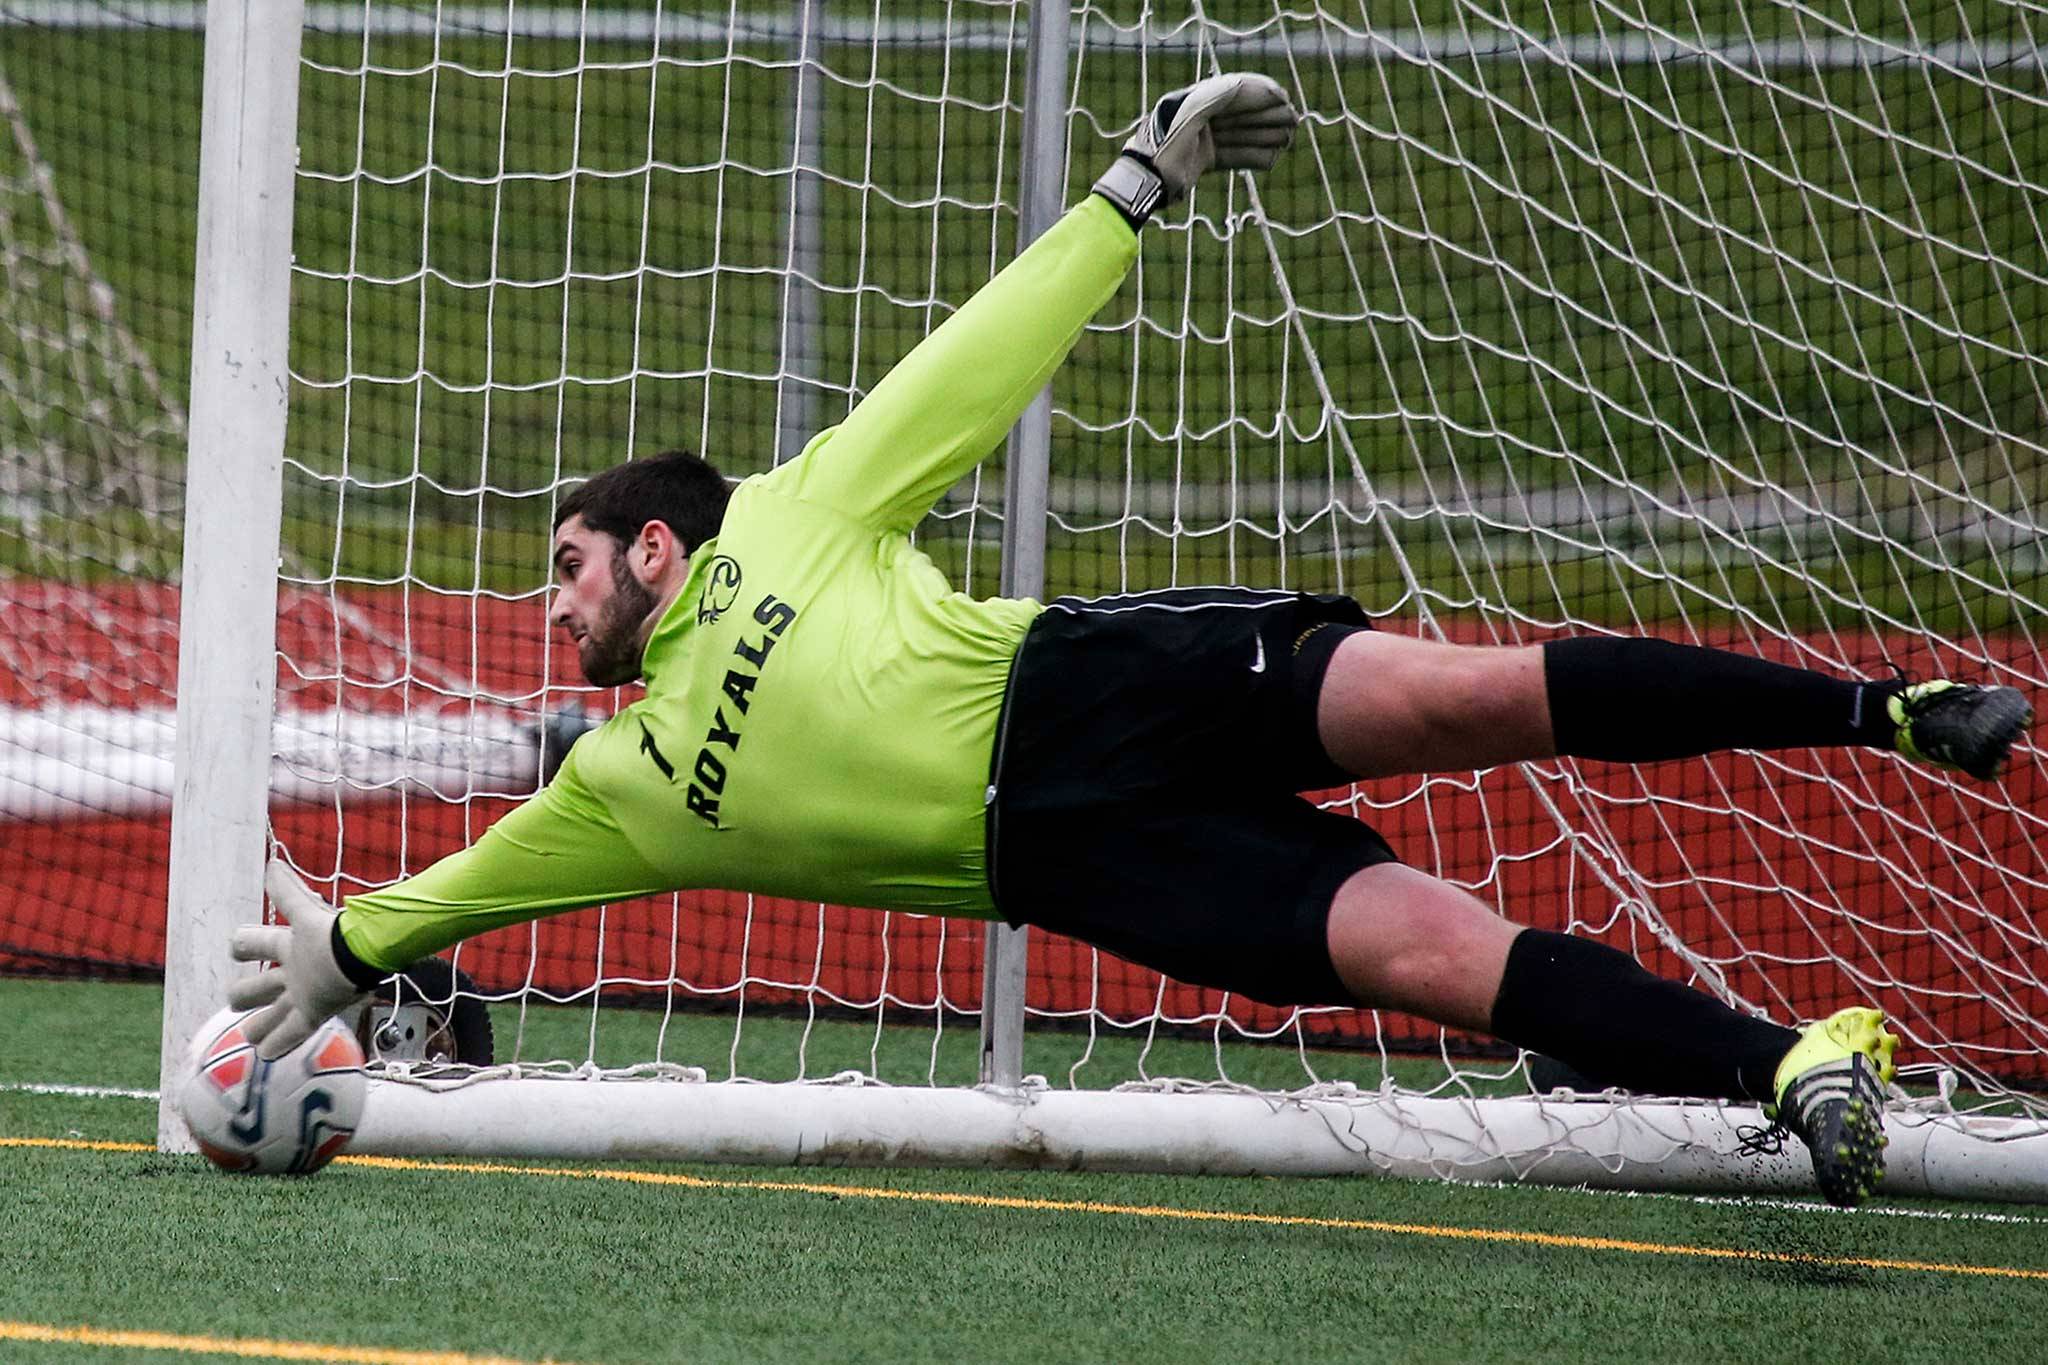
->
xmin=176 ymin=1005 xmax=366 ymax=1175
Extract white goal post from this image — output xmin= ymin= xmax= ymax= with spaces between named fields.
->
xmin=155 ymin=0 xmax=304 ymax=1148
xmin=135 ymin=1 xmax=2048 ymax=1200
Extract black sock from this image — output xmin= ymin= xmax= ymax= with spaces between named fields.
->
xmin=1490 ymin=929 xmax=1796 ymax=1103
xmin=1544 ymin=636 xmax=1901 ymax=762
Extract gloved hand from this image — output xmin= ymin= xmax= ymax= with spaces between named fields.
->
xmin=227 ymin=859 xmax=371 ymax=1061
xmin=1092 ymin=72 xmax=1298 ymax=227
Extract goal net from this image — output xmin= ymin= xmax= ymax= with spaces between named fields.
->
xmin=1 ymin=20 xmax=195 ymax=971
xmin=11 ymin=2 xmax=2045 ymax=1196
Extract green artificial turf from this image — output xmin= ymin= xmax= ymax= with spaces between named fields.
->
xmin=4 ymin=976 xmax=2047 ymax=1365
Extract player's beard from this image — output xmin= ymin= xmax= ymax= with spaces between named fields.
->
xmin=577 ymin=554 xmax=658 ymax=687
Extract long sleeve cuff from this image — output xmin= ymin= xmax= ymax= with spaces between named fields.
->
xmin=330 ymin=916 xmax=390 ymax=988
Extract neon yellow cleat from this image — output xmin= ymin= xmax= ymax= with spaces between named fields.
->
xmin=1889 ymin=681 xmax=2031 ymax=781
xmin=1768 ymin=1006 xmax=1898 ymax=1208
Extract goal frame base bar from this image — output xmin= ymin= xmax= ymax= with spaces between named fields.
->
xmin=349 ymin=1078 xmax=2048 ymax=1203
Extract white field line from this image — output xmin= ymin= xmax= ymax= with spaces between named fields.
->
xmin=0 ymin=1081 xmax=159 ymax=1100
xmin=1462 ymin=1178 xmax=2048 ymax=1228
xmin=1 ymin=3 xmax=2039 ymax=70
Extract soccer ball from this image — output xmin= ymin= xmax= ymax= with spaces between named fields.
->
xmin=177 ymin=1005 xmax=366 ymax=1175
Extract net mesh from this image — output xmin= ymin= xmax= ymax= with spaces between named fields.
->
xmin=5 ymin=3 xmax=2044 ymax=1125
xmin=0 ymin=16 xmax=195 ymax=973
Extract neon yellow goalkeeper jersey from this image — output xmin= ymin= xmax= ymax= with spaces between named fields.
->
xmin=339 ymin=196 xmax=1138 ymax=970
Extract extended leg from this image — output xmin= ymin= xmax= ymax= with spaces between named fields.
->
xmin=1314 ymin=636 xmax=1551 ymax=779
xmin=1316 ymin=630 xmax=2029 ymax=781
xmin=1322 ymin=863 xmax=1792 ymax=1101
xmin=1322 ymin=864 xmax=1898 ymax=1205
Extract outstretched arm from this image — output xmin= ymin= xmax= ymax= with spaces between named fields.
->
xmin=332 ymin=767 xmax=670 ymax=970
xmin=760 ymin=196 xmax=1137 ymax=534
xmin=764 ymin=73 xmax=1297 ymax=535
xmin=229 ymin=754 xmax=670 ymax=1060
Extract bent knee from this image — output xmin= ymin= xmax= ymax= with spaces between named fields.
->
xmin=1324 ymin=863 xmax=1522 ymax=1030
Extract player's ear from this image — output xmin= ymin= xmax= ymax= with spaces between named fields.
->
xmin=631 ymin=518 xmax=686 ymax=585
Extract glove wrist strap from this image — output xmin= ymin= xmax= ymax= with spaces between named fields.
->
xmin=329 ymin=917 xmax=388 ymax=991
xmin=1092 ymin=154 xmax=1166 ymax=230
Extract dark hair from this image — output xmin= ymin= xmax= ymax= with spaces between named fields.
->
xmin=553 ymin=449 xmax=731 ymax=554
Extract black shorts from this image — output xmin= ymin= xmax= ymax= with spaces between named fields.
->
xmin=985 ymin=587 xmax=1400 ymax=1007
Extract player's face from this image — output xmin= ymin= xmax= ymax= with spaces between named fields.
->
xmin=550 ymin=517 xmax=659 ymax=687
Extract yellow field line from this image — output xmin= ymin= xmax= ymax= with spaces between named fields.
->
xmin=10 ymin=1135 xmax=2048 ymax=1283
xmin=0 ymin=1320 xmax=578 ymax=1364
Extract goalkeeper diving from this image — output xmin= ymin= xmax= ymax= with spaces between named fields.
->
xmin=230 ymin=74 xmax=2033 ymax=1209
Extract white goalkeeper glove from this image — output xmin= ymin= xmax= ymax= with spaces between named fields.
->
xmin=1092 ymin=72 xmax=1298 ymax=227
xmin=227 ymin=859 xmax=371 ymax=1061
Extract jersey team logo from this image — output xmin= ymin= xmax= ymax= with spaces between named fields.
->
xmin=698 ymin=555 xmax=743 ymax=624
